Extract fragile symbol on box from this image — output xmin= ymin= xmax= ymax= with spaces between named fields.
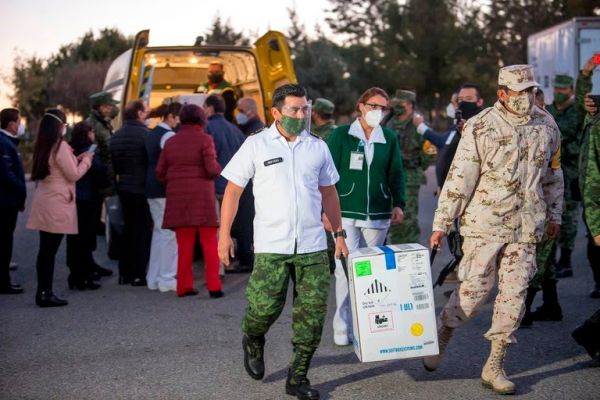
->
xmin=364 ymin=278 xmax=391 ymax=304
xmin=369 ymin=311 xmax=394 ymax=333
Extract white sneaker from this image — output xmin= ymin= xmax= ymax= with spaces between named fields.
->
xmin=158 ymin=284 xmax=176 ymax=292
xmin=334 ymin=333 xmax=352 ymax=346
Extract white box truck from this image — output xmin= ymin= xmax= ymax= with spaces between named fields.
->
xmin=528 ymin=17 xmax=600 ymax=103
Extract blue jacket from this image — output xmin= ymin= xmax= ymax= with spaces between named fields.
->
xmin=0 ymin=132 xmax=26 ymax=208
xmin=206 ymin=114 xmax=246 ymax=195
xmin=239 ymin=117 xmax=265 ymax=136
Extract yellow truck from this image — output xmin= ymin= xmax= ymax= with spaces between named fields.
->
xmin=103 ymin=29 xmax=297 ymax=127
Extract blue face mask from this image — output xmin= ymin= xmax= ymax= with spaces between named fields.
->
xmin=236 ymin=112 xmax=249 ymax=125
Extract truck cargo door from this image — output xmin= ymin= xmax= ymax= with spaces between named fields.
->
xmin=254 ymin=31 xmax=298 ymax=120
xmin=124 ymin=30 xmax=150 ymax=106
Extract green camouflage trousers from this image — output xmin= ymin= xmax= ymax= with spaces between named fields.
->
xmin=242 ymin=251 xmax=330 ymax=353
xmin=440 ymin=238 xmax=536 ymax=343
xmin=529 ymin=232 xmax=557 ymax=290
xmin=558 ymin=177 xmax=581 ymax=251
xmin=388 ymin=183 xmax=421 ymax=245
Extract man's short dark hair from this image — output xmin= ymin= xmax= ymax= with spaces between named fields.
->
xmin=272 ymin=84 xmax=307 ymax=109
xmin=1 ymin=108 xmax=20 ymax=129
xmin=460 ymin=83 xmax=482 ymax=99
xmin=205 ymin=94 xmax=226 ymax=114
xmin=123 ymin=100 xmax=146 ymax=121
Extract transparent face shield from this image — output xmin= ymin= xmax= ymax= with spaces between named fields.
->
xmin=304 ymin=100 xmax=312 ymax=134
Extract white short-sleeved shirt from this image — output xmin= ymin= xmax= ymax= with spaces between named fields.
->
xmin=221 ymin=123 xmax=340 ymax=254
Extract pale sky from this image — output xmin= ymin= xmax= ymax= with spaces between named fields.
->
xmin=0 ymin=0 xmax=331 ymax=109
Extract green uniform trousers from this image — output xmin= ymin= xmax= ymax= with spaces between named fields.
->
xmin=242 ymin=251 xmax=330 ymax=353
xmin=529 ymin=232 xmax=556 ymax=291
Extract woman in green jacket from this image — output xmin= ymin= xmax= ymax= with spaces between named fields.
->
xmin=326 ymin=87 xmax=407 ymax=346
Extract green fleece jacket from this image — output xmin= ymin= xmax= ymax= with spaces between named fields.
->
xmin=327 ymin=124 xmax=406 ymax=220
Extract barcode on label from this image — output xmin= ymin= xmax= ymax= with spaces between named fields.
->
xmin=413 ymin=293 xmax=429 ymax=301
xmin=416 ymin=303 xmax=429 ymax=310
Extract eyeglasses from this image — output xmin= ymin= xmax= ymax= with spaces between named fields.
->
xmin=282 ymin=105 xmax=310 ymax=116
xmin=364 ymin=102 xmax=389 ymax=112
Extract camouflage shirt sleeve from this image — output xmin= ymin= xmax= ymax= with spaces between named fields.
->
xmin=432 ymin=119 xmax=481 ymax=233
xmin=584 ymin=122 xmax=600 ymax=237
xmin=576 ymin=71 xmax=593 ymax=124
xmin=543 ymin=122 xmax=564 ymax=224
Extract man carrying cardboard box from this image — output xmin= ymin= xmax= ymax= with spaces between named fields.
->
xmin=426 ymin=65 xmax=564 ymax=395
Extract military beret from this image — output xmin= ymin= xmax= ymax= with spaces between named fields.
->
xmin=313 ymin=98 xmax=335 ymax=114
xmin=553 ymin=74 xmax=574 ymax=88
xmin=90 ymin=91 xmax=118 ymax=107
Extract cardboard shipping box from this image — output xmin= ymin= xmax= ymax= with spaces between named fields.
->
xmin=348 ymin=243 xmax=439 ymax=362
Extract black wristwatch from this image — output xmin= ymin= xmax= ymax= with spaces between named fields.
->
xmin=333 ymin=229 xmax=347 ymax=239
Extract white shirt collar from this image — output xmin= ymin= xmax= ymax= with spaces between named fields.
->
xmin=348 ymin=119 xmax=386 ymax=144
xmin=157 ymin=122 xmax=172 ymax=131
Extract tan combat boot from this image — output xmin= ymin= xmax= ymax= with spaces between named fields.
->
xmin=423 ymin=323 xmax=454 ymax=371
xmin=481 ymin=340 xmax=516 ymax=395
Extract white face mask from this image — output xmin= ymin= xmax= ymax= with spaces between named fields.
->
xmin=446 ymin=103 xmax=456 ymax=119
xmin=236 ymin=112 xmax=249 ymax=125
xmin=61 ymin=126 xmax=68 ymax=137
xmin=16 ymin=123 xmax=26 ymax=137
xmin=506 ymin=92 xmax=534 ymax=116
xmin=364 ymin=109 xmax=383 ymax=128
xmin=145 ymin=118 xmax=153 ymax=127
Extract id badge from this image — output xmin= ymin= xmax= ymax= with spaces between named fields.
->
xmin=349 ymin=151 xmax=364 ymax=170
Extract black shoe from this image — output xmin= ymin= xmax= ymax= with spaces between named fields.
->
xmin=118 ymin=276 xmax=132 ymax=285
xmin=531 ymin=280 xmax=562 ymax=321
xmin=286 ymin=372 xmax=320 ymax=400
xmin=177 ymin=289 xmax=199 ymax=297
xmin=95 ymin=265 xmax=113 ymax=277
xmin=131 ymin=278 xmax=147 ymax=287
xmin=35 ymin=291 xmax=68 ymax=308
xmin=572 ymin=321 xmax=600 ymax=362
xmin=0 ymin=284 xmax=24 ymax=294
xmin=209 ymin=290 xmax=224 ymax=298
xmin=242 ymin=335 xmax=265 ymax=380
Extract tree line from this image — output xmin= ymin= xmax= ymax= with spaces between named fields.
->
xmin=7 ymin=0 xmax=599 ymax=131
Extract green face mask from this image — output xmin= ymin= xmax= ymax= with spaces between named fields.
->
xmin=280 ymin=115 xmax=305 ymax=136
xmin=554 ymin=92 xmax=568 ymax=103
xmin=393 ymin=105 xmax=406 ymax=115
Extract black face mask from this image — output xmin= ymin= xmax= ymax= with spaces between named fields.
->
xmin=208 ymin=73 xmax=223 ymax=84
xmin=458 ymin=101 xmax=481 ymax=120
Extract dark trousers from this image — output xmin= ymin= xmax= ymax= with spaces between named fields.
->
xmin=231 ymin=183 xmax=255 ymax=266
xmin=118 ymin=192 xmax=152 ymax=280
xmin=0 ymin=205 xmax=19 ymax=288
xmin=66 ymin=201 xmax=96 ymax=283
xmin=36 ymin=231 xmax=64 ymax=293
xmin=586 ymin=226 xmax=600 ymax=289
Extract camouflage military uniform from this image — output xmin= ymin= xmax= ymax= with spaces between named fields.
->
xmin=546 ymin=75 xmax=587 ymax=257
xmin=433 ymin=99 xmax=564 ymax=342
xmin=242 ymin=252 xmax=330 ymax=353
xmin=386 ymin=110 xmax=430 ymax=244
xmin=86 ymin=109 xmax=114 ymax=177
xmin=580 ymin=110 xmax=600 ymax=291
xmin=312 ymin=121 xmax=336 ymax=141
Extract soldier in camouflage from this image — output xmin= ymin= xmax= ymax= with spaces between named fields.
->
xmin=385 ymin=90 xmax=431 ymax=245
xmin=547 ymin=74 xmax=587 ymax=278
xmin=219 ymin=84 xmax=348 ymax=400
xmin=425 ymin=65 xmax=564 ymax=395
xmin=311 ymin=98 xmax=337 ymax=141
xmin=86 ymin=91 xmax=118 ymax=187
xmin=572 ymin=89 xmax=600 ymax=359
xmin=522 ymin=69 xmax=592 ymax=325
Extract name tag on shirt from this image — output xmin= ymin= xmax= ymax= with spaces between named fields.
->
xmin=264 ymin=157 xmax=283 ymax=167
xmin=349 ymin=152 xmax=364 ymax=170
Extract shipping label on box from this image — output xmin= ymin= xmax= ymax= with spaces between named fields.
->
xmin=348 ymin=243 xmax=439 ymax=362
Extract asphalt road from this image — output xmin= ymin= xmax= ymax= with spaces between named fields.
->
xmin=1 ymin=167 xmax=598 ymax=400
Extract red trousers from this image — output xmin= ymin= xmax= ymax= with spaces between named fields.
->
xmin=175 ymin=226 xmax=222 ymax=295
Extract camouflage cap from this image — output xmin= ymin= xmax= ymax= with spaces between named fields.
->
xmin=553 ymin=74 xmax=574 ymax=88
xmin=393 ymin=89 xmax=417 ymax=103
xmin=498 ymin=64 xmax=540 ymax=92
xmin=313 ymin=98 xmax=335 ymax=114
xmin=89 ymin=91 xmax=118 ymax=107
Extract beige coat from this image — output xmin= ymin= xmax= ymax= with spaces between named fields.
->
xmin=26 ymin=141 xmax=91 ymax=234
xmin=433 ymin=101 xmax=564 ymax=243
